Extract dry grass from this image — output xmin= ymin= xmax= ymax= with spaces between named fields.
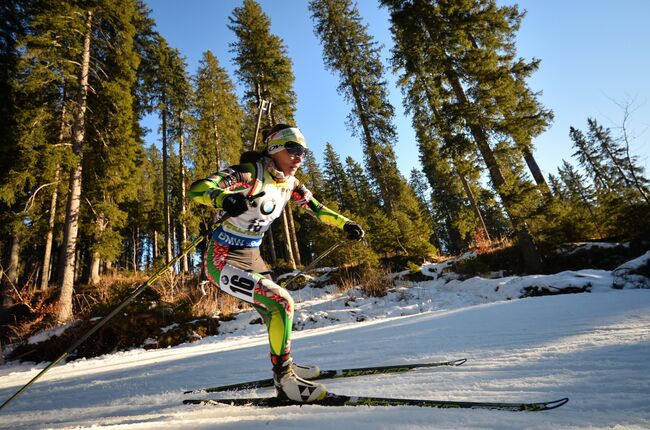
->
xmin=336 ymin=265 xmax=394 ymax=298
xmin=188 ymin=281 xmax=250 ymax=318
xmin=469 ymin=229 xmax=512 ymax=255
xmin=149 ymin=270 xmax=185 ymax=303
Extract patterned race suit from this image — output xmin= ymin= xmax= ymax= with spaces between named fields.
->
xmin=189 ymin=157 xmax=349 ymax=360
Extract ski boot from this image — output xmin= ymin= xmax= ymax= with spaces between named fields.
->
xmin=272 ymin=354 xmax=327 ymax=402
xmin=291 ymin=361 xmax=321 ymax=380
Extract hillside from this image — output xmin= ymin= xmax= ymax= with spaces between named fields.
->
xmin=0 ymin=250 xmax=648 ymax=429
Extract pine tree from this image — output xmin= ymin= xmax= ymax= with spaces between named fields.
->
xmin=569 ymin=125 xmax=611 ymax=192
xmin=383 ymin=0 xmax=543 ymax=270
xmin=587 ymin=118 xmax=650 ymax=205
xmin=228 ymin=0 xmax=299 ymax=267
xmin=309 ymin=0 xmax=401 ymax=211
xmin=0 ymin=0 xmax=72 ymax=302
xmin=80 ymin=0 xmax=142 ymax=284
xmin=344 ymin=156 xmax=379 ymax=215
xmin=301 ymin=152 xmax=327 ymax=197
xmin=142 ymin=38 xmax=191 ymax=265
xmin=192 ymin=50 xmax=244 ymax=174
xmin=228 ymin=0 xmax=297 ymax=135
xmin=322 ymin=143 xmax=353 ymax=212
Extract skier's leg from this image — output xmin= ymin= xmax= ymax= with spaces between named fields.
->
xmin=204 ymin=240 xmax=324 ymax=402
xmin=253 ymin=278 xmax=294 ymax=359
xmin=252 ymin=279 xmax=325 ymax=401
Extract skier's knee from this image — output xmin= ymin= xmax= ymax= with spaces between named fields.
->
xmin=255 ymin=278 xmax=294 ymax=317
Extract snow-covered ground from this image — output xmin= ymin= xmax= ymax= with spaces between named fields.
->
xmin=1 ymin=252 xmax=649 ymax=429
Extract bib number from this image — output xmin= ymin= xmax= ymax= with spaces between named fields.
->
xmin=218 ymin=265 xmax=260 ymax=302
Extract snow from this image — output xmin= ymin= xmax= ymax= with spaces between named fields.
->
xmin=27 ymin=321 xmax=80 ymax=345
xmin=1 ymin=254 xmax=649 ymax=429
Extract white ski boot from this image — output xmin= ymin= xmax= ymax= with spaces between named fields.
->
xmin=273 ymin=357 xmax=326 ymax=402
xmin=291 ymin=361 xmax=321 ymax=380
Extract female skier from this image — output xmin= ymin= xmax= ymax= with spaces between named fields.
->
xmin=189 ymin=124 xmax=364 ymax=402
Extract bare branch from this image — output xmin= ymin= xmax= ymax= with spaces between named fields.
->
xmin=24 ymin=181 xmax=59 ymax=213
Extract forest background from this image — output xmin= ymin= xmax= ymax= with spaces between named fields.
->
xmin=0 ymin=0 xmax=649 ymax=345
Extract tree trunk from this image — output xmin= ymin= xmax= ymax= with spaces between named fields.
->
xmin=445 ymin=69 xmax=542 ymax=273
xmin=89 ymin=251 xmax=101 ymax=285
xmin=41 ymin=166 xmax=60 ymax=291
xmin=458 ymin=173 xmax=491 ymax=243
xmin=132 ymin=227 xmax=138 ymax=272
xmin=57 ymin=11 xmax=92 ymax=324
xmin=443 ymin=62 xmax=541 ymax=272
xmin=522 ymin=147 xmax=552 ymax=197
xmin=286 ymin=207 xmax=302 ymax=266
xmin=446 ymin=72 xmax=506 ymax=189
xmin=178 ymin=114 xmax=189 ymax=273
xmin=281 ymin=209 xmax=296 ymax=270
xmin=41 ymin=105 xmax=67 ymax=291
xmin=2 ymin=227 xmax=21 ymax=307
xmin=161 ymin=92 xmax=172 ymax=265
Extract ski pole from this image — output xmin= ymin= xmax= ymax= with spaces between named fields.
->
xmin=0 ymin=192 xmax=264 ymax=412
xmin=282 ymin=240 xmax=346 ymax=290
xmin=0 ymin=233 xmax=204 ymax=412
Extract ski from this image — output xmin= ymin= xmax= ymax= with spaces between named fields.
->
xmin=183 ymin=392 xmax=569 ymax=412
xmin=184 ymin=358 xmax=467 ymax=394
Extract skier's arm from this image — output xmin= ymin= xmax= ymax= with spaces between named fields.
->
xmin=291 ymin=182 xmax=350 ymax=230
xmin=189 ymin=164 xmax=256 ymax=209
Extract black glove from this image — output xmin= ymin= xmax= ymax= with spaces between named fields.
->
xmin=221 ymin=193 xmax=250 ymax=217
xmin=344 ymin=221 xmax=365 ymax=241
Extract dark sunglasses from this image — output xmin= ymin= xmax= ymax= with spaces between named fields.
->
xmin=284 ymin=141 xmax=307 ymax=158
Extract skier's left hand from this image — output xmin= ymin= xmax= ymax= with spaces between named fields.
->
xmin=344 ymin=221 xmax=365 ymax=241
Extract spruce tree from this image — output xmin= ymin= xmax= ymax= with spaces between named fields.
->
xmin=228 ymin=0 xmax=297 ymax=135
xmin=192 ymin=50 xmax=244 ymax=174
xmin=383 ymin=0 xmax=544 ymax=270
xmin=557 ymin=160 xmax=594 ymax=209
xmin=322 ymin=142 xmax=353 ymax=212
xmin=570 ymin=124 xmax=613 ymax=192
xmin=309 ymin=0 xmax=401 ymax=211
xmin=0 ymin=0 xmax=72 ymax=301
xmin=142 ymin=38 xmax=191 ymax=265
xmin=310 ymin=0 xmax=436 ymax=259
xmin=80 ymin=0 xmax=142 ymax=284
xmin=345 ymin=156 xmax=379 ymax=215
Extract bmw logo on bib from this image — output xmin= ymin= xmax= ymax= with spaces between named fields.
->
xmin=261 ymin=198 xmax=276 ymax=215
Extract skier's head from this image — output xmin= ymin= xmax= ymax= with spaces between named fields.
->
xmin=263 ymin=124 xmax=307 ymax=177
xmin=263 ymin=124 xmax=307 ymax=158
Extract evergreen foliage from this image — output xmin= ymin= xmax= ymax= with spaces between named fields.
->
xmin=1 ymin=0 xmax=646 ymax=330
xmin=309 ymin=0 xmax=401 ymax=211
xmin=228 ymin=0 xmax=297 ymax=137
xmin=191 ymin=50 xmax=244 ymax=174
xmin=310 ymin=0 xmax=436 ymax=259
xmin=382 ymin=0 xmax=555 ymax=270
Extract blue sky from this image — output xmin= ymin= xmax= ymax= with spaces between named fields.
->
xmin=142 ymin=0 xmax=649 ymax=179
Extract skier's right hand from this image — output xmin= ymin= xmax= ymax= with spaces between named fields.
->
xmin=221 ymin=192 xmax=251 ymax=217
xmin=344 ymin=221 xmax=365 ymax=241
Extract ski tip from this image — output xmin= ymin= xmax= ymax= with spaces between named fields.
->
xmin=542 ymin=398 xmax=569 ymax=410
xmin=452 ymin=358 xmax=468 ymax=366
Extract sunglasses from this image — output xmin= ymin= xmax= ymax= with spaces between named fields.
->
xmin=284 ymin=141 xmax=307 ymax=158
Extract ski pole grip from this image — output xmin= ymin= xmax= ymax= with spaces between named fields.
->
xmin=248 ymin=191 xmax=265 ymax=203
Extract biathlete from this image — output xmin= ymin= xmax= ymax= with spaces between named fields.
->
xmin=189 ymin=124 xmax=364 ymax=402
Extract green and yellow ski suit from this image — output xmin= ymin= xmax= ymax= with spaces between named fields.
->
xmin=189 ymin=157 xmax=349 ymax=361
